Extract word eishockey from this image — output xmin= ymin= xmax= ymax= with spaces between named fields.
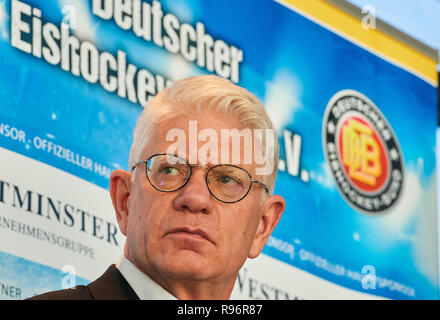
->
xmin=10 ymin=0 xmax=244 ymax=108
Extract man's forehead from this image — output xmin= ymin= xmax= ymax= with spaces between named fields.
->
xmin=141 ymin=115 xmax=274 ymax=178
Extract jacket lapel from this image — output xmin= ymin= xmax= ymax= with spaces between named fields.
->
xmin=87 ymin=264 xmax=140 ymax=300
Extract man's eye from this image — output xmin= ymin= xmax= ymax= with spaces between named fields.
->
xmin=160 ymin=166 xmax=179 ymax=175
xmin=219 ymin=175 xmax=237 ymax=185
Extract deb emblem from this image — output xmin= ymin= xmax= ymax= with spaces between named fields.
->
xmin=322 ymin=90 xmax=404 ymax=214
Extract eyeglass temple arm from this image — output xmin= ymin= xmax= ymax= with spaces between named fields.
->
xmin=131 ymin=160 xmax=148 ymax=171
xmin=251 ymin=179 xmax=270 ymax=194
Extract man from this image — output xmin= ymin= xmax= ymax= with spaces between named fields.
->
xmin=30 ymin=75 xmax=285 ymax=300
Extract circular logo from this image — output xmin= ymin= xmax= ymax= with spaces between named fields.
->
xmin=322 ymin=90 xmax=404 ymax=214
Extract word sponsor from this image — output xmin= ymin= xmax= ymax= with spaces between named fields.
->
xmin=347 ymin=265 xmax=415 ymax=297
xmin=0 ymin=178 xmax=120 ymax=247
xmin=299 ymin=248 xmax=415 ymax=297
xmin=0 ymin=122 xmax=112 ymax=179
xmin=322 ymin=90 xmax=404 ymax=214
xmin=0 ymin=123 xmax=25 ymax=143
xmin=177 ymin=304 xmax=262 ymax=317
xmin=0 ymin=120 xmax=310 ymax=183
xmin=262 ymin=235 xmax=416 ymax=298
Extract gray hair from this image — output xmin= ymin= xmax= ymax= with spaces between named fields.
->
xmin=129 ymin=75 xmax=279 ymax=193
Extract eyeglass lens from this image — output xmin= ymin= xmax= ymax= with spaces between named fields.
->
xmin=146 ymin=154 xmax=252 ymax=203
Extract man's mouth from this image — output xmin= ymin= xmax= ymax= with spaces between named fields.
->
xmin=166 ymin=227 xmax=214 ymax=244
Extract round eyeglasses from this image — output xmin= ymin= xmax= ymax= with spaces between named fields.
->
xmin=131 ymin=153 xmax=270 ymax=204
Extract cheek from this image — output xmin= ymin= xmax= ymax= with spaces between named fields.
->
xmin=125 ymin=202 xmax=148 ymax=252
xmin=219 ymin=206 xmax=261 ymax=256
xmin=127 ymin=190 xmax=168 ymax=247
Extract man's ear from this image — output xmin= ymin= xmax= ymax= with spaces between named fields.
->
xmin=248 ymin=195 xmax=285 ymax=259
xmin=109 ymin=169 xmax=132 ymax=236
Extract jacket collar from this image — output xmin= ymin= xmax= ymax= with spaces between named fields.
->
xmin=87 ymin=264 xmax=140 ymax=300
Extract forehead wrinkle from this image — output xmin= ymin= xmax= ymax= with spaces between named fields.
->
xmin=146 ymin=115 xmax=262 ymax=173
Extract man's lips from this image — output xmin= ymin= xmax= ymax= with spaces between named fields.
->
xmin=166 ymin=227 xmax=214 ymax=244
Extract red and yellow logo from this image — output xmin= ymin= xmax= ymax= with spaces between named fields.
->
xmin=338 ymin=116 xmax=388 ymax=195
xmin=323 ymin=90 xmax=404 ymax=214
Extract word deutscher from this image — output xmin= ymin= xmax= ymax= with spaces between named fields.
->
xmin=92 ymin=0 xmax=243 ymax=82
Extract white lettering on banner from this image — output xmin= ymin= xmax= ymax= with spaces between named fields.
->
xmin=32 ymin=135 xmax=112 ymax=178
xmin=32 ymin=136 xmax=94 ymax=171
xmin=266 ymin=236 xmax=295 ymax=260
xmin=92 ymin=0 xmax=244 ymax=83
xmin=0 ymin=121 xmax=114 ymax=180
xmin=10 ymin=0 xmax=31 ymax=53
xmin=10 ymin=0 xmax=173 ymax=108
xmin=0 ymin=123 xmax=26 ymax=143
xmin=299 ymin=248 xmax=346 ymax=276
xmin=278 ymin=130 xmax=310 ymax=182
xmin=231 ymin=254 xmax=387 ymax=300
xmin=298 ymin=248 xmax=416 ymax=297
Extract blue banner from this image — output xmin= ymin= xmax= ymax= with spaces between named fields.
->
xmin=0 ymin=0 xmax=438 ymax=299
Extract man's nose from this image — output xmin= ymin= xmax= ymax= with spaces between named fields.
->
xmin=173 ymin=166 xmax=213 ymax=214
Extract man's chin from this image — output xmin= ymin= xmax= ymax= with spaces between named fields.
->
xmin=161 ymin=250 xmax=215 ymax=280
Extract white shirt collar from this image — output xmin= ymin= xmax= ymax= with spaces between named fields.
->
xmin=116 ymin=256 xmax=177 ymax=300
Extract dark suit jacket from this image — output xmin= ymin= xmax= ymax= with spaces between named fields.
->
xmin=28 ymin=264 xmax=140 ymax=300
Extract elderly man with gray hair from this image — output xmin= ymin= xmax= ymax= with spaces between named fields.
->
xmin=30 ymin=75 xmax=285 ymax=300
